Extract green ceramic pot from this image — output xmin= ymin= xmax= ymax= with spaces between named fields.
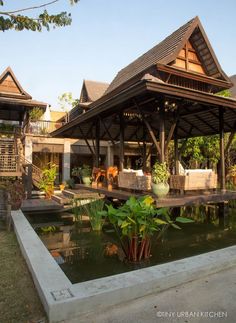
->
xmin=82 ymin=176 xmax=91 ymax=186
xmin=151 ymin=182 xmax=169 ymax=198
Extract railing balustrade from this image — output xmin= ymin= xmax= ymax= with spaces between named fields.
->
xmin=0 ymin=154 xmax=20 ymax=172
xmin=25 ymin=120 xmax=65 ymax=135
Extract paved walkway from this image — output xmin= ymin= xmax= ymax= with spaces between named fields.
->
xmin=75 ymin=266 xmax=236 ymax=323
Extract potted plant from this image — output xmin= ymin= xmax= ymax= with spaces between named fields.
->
xmin=100 ymin=195 xmax=193 ymax=262
xmin=228 ymin=165 xmax=236 ymax=185
xmin=38 ymin=163 xmax=57 ymax=199
xmin=151 ymin=161 xmax=170 ymax=198
xmin=81 ymin=164 xmax=92 ymax=185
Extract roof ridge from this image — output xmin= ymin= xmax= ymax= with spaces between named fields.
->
xmin=84 ymin=79 xmax=109 ymax=85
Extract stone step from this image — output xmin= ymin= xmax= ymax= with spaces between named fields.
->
xmin=51 ymin=193 xmax=71 ymax=205
xmin=62 ymin=189 xmax=102 ymax=200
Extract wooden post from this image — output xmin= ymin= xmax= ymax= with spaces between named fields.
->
xmin=174 ymin=128 xmax=179 ymax=175
xmin=159 ymin=103 xmax=165 ymax=163
xmin=142 ymin=125 xmax=147 ymax=172
xmin=119 ymin=112 xmax=125 ymax=171
xmin=6 ymin=203 xmax=12 ymax=232
xmin=219 ymin=107 xmax=225 ymax=190
xmin=95 ymin=119 xmax=100 ymax=167
xmin=27 ymin=164 xmax=32 ymax=199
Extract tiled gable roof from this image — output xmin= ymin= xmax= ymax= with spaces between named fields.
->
xmin=83 ymin=80 xmax=109 ymax=102
xmin=0 ymin=66 xmax=32 ymax=99
xmin=105 ymin=16 xmax=230 ymax=94
xmin=105 ymin=17 xmax=196 ymax=94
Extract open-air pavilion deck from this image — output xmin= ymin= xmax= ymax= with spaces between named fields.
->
xmin=73 ymin=184 xmax=236 ymax=208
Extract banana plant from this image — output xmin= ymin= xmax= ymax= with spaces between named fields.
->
xmin=100 ymin=195 xmax=193 ymax=262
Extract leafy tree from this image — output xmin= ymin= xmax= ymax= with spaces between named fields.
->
xmin=58 ymin=92 xmax=79 ymax=122
xmin=0 ymin=0 xmax=79 ymax=32
xmin=58 ymin=92 xmax=78 ymax=110
xmin=180 ymin=135 xmax=220 ymax=169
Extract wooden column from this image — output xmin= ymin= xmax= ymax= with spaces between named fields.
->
xmin=174 ymin=128 xmax=179 ymax=175
xmin=95 ymin=119 xmax=100 ymax=167
xmin=119 ymin=112 xmax=125 ymax=170
xmin=27 ymin=164 xmax=32 ymax=199
xmin=142 ymin=125 xmax=147 ymax=172
xmin=159 ymin=103 xmax=165 ymax=163
xmin=219 ymin=107 xmax=225 ymax=190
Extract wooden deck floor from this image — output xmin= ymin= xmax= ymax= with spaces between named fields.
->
xmin=74 ymin=184 xmax=236 ymax=208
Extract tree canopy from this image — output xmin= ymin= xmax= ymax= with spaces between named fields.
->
xmin=0 ymin=0 xmax=79 ymax=31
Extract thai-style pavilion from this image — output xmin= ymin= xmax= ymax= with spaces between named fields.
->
xmin=0 ymin=66 xmax=47 ymax=123
xmin=0 ymin=67 xmax=117 ymax=192
xmin=53 ymin=16 xmax=236 ymax=193
xmin=0 ymin=66 xmax=47 ymax=179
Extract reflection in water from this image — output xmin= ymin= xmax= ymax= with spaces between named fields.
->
xmin=27 ymin=204 xmax=236 ymax=284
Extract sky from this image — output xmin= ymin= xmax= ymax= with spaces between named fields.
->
xmin=1 ymin=0 xmax=236 ymax=110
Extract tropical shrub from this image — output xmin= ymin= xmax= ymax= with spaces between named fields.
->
xmin=29 ymin=107 xmax=44 ymax=121
xmin=152 ymin=161 xmax=170 ymax=184
xmin=66 ymin=178 xmax=75 ymax=189
xmin=100 ymin=195 xmax=193 ymax=262
xmin=80 ymin=198 xmax=105 ymax=231
xmin=38 ymin=163 xmax=57 ymax=199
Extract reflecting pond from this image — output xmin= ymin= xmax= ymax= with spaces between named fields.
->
xmin=26 ymin=204 xmax=236 ymax=284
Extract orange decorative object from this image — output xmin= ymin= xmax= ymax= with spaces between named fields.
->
xmin=107 ymin=166 xmax=118 ymax=187
xmin=104 ymin=243 xmax=119 ymax=256
xmin=92 ymin=167 xmax=106 ymax=183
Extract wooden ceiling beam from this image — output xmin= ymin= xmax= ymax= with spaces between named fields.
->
xmin=78 ymin=125 xmax=95 ymax=156
xmin=100 ymin=118 xmax=116 ymax=145
xmin=133 ymin=99 xmax=161 ymax=155
xmin=209 ymin=110 xmax=231 ymax=130
xmin=165 ymin=121 xmax=177 ymax=152
xmin=180 ymin=114 xmax=203 ymax=134
xmin=194 ymin=114 xmax=218 ymax=133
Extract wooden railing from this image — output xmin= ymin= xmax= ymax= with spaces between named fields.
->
xmin=0 ymin=154 xmax=20 ymax=173
xmin=24 ymin=120 xmax=65 ymax=135
xmin=20 ymin=156 xmax=42 ymax=188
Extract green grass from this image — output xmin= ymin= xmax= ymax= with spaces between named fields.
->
xmin=0 ymin=220 xmax=46 ymax=323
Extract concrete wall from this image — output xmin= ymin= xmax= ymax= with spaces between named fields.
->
xmin=12 ymin=209 xmax=236 ymax=323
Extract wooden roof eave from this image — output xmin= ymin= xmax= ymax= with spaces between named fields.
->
xmin=156 ymin=64 xmax=233 ymax=89
xmin=0 ymin=96 xmax=47 ymax=109
xmin=52 ymin=80 xmax=148 ymax=137
xmin=52 ymin=78 xmax=236 ymax=139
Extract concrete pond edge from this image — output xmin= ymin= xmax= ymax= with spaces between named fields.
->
xmin=12 ymin=209 xmax=236 ymax=323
